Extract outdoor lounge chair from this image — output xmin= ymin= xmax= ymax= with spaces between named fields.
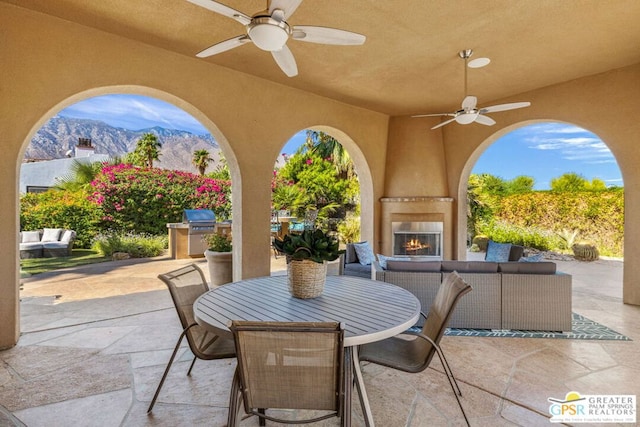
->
xmin=147 ymin=263 xmax=236 ymax=413
xmin=358 ymin=271 xmax=472 ymax=426
xmin=227 ymin=321 xmax=346 ymax=426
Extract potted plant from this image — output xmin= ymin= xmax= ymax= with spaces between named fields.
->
xmin=272 ymin=228 xmax=343 ymax=298
xmin=203 ymin=233 xmax=232 ymax=286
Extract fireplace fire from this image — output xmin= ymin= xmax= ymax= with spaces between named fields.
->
xmin=392 ymin=221 xmax=442 ymax=258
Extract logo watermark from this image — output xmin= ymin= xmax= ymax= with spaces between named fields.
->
xmin=548 ymin=391 xmax=636 ymax=423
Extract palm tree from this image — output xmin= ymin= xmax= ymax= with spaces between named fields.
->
xmin=306 ymin=130 xmax=354 ymax=180
xmin=55 ymin=157 xmax=121 ymax=191
xmin=135 ymin=133 xmax=162 ymax=168
xmin=193 ymin=149 xmax=213 ymax=175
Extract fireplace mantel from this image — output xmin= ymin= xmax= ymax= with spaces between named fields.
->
xmin=379 ymin=196 xmax=455 ymax=259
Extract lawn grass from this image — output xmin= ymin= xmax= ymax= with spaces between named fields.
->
xmin=20 ymin=249 xmax=111 ymax=276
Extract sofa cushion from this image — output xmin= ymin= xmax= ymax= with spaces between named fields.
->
xmin=376 ymin=254 xmax=407 ymax=269
xmin=20 ymin=242 xmax=44 ymax=250
xmin=519 ymin=253 xmax=544 ymax=262
xmin=345 ymin=243 xmax=359 ymax=264
xmin=386 ymin=260 xmax=442 ymax=272
xmin=343 ymin=262 xmax=371 ymax=278
xmin=41 ymin=228 xmax=63 ymax=242
xmin=509 ymin=245 xmax=525 ymax=261
xmin=442 ymin=261 xmax=499 ymax=273
xmin=485 ymin=240 xmax=512 ymax=262
xmin=60 ymin=230 xmax=75 ymax=243
xmin=353 ymin=241 xmax=375 ymax=265
xmin=498 ymin=262 xmax=557 ymax=274
xmin=21 ymin=231 xmax=41 ymax=243
xmin=42 ymin=241 xmax=69 ymax=249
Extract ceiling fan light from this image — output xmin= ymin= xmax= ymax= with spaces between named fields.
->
xmin=248 ymin=18 xmax=290 ymax=51
xmin=455 ymin=112 xmax=478 ymax=125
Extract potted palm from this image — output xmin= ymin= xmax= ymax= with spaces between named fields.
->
xmin=203 ymin=233 xmax=232 ymax=286
xmin=272 ymin=228 xmax=343 ymax=298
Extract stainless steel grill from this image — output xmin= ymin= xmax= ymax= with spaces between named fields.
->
xmin=183 ymin=209 xmax=216 ymax=256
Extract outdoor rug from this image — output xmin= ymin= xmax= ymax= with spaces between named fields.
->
xmin=438 ymin=313 xmax=631 ymax=341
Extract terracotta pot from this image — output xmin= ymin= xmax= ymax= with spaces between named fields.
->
xmin=204 ymin=250 xmax=233 ymax=286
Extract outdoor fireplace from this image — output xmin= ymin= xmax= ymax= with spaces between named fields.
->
xmin=392 ymin=221 xmax=443 ymax=259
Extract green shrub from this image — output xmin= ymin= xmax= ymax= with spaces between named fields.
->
xmin=336 ymin=214 xmax=360 ymax=244
xmin=479 ymin=220 xmax=563 ymax=251
xmin=494 ymin=189 xmax=623 ymax=257
xmin=92 ymin=231 xmax=167 ymax=258
xmin=20 ymin=190 xmax=102 ymax=248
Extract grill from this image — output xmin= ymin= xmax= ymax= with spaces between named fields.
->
xmin=183 ymin=209 xmax=216 ymax=256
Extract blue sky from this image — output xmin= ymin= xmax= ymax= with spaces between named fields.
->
xmin=58 ymin=95 xmax=622 ymax=190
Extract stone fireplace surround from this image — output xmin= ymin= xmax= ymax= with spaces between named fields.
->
xmin=379 ymin=197 xmax=455 ymax=260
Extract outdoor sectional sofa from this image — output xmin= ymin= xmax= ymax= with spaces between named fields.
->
xmin=19 ymin=228 xmax=76 ymax=259
xmin=372 ymin=259 xmax=572 ymax=332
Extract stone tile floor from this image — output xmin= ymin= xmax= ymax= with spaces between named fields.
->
xmin=1 ymin=254 xmax=638 ymax=426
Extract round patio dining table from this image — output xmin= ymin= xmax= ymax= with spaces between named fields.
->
xmin=194 ymin=275 xmax=421 ymax=427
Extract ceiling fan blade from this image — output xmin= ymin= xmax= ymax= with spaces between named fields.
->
xmin=412 ymin=113 xmax=455 ymax=118
xmin=292 ymin=26 xmax=366 ymax=45
xmin=462 ymin=95 xmax=477 ymax=110
xmin=480 ymin=101 xmax=531 ymax=114
xmin=269 ymin=0 xmax=303 ymax=19
xmin=196 ymin=35 xmax=250 ymax=57
xmin=272 ymin=45 xmax=298 ymax=77
xmin=475 ymin=114 xmax=496 ymax=126
xmin=186 ymin=0 xmax=251 ymax=25
xmin=431 ymin=117 xmax=457 ymax=130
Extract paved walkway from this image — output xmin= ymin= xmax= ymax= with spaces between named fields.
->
xmin=1 ymin=254 xmax=638 ymax=426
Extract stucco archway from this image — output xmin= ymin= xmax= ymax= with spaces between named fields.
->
xmin=15 ymin=85 xmax=244 ymax=305
xmin=456 ymin=119 xmax=626 ymax=288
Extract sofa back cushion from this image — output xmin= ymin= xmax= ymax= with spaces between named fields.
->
xmin=21 ymin=230 xmax=41 ymax=243
xmin=442 ymin=261 xmax=499 ymax=273
xmin=60 ymin=230 xmax=76 ymax=243
xmin=376 ymin=254 xmax=408 ymax=269
xmin=508 ymin=245 xmax=525 ymax=261
xmin=41 ymin=228 xmax=63 ymax=242
xmin=386 ymin=260 xmax=442 ymax=272
xmin=498 ymin=262 xmax=557 ymax=274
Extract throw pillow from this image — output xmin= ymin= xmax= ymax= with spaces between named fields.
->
xmin=21 ymin=231 xmax=41 ymax=243
xmin=519 ymin=253 xmax=544 ymax=262
xmin=485 ymin=240 xmax=512 ymax=262
xmin=376 ymin=254 xmax=406 ymax=269
xmin=41 ymin=228 xmax=63 ymax=242
xmin=353 ymin=241 xmax=375 ymax=266
xmin=60 ymin=230 xmax=75 ymax=243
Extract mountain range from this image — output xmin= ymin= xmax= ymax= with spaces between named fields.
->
xmin=25 ymin=116 xmax=222 ymax=173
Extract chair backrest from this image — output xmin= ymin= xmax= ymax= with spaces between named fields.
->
xmin=158 ymin=263 xmax=212 ymax=357
xmin=230 ymin=321 xmax=345 ymax=418
xmin=420 ymin=271 xmax=472 ymax=367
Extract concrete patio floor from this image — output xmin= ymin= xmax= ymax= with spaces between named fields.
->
xmin=1 ymin=254 xmax=638 ymax=426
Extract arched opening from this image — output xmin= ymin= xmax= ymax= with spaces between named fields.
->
xmin=17 ymin=87 xmax=240 ymax=332
xmin=268 ymin=127 xmax=373 ymax=275
xmin=458 ymin=120 xmax=624 ymax=286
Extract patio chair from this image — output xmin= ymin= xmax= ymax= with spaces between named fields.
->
xmin=227 ymin=321 xmax=346 ymax=426
xmin=358 ymin=271 xmax=472 ymax=426
xmin=147 ymin=263 xmax=236 ymax=413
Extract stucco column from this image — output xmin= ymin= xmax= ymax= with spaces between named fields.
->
xmin=0 ymin=161 xmax=20 ymax=348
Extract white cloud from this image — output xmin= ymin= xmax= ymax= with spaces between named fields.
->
xmin=522 ymin=124 xmax=614 ymax=163
xmin=59 ymin=94 xmax=209 ymax=134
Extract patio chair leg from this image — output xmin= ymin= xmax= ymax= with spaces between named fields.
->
xmin=227 ymin=368 xmax=243 ymax=427
xmin=432 ymin=343 xmax=470 ymax=426
xmin=187 ymin=356 xmax=197 ymax=376
xmin=147 ymin=328 xmax=189 ymax=413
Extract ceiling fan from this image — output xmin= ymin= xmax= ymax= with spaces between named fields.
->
xmin=413 ymin=49 xmax=531 ymax=130
xmin=186 ymin=0 xmax=366 ymax=77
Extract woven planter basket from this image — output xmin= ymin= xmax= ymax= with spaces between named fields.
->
xmin=287 ymin=259 xmax=327 ymax=299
